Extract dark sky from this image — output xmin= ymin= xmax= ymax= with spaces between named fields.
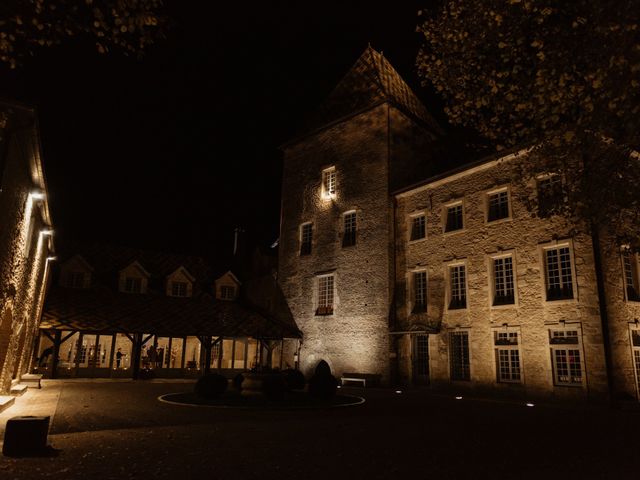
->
xmin=0 ymin=1 xmax=454 ymax=262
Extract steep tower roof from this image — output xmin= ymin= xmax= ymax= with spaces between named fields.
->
xmin=299 ymin=46 xmax=441 ymax=138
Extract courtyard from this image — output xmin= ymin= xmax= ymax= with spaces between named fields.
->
xmin=1 ymin=381 xmax=639 ymax=479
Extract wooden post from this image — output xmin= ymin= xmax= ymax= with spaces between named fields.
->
xmin=108 ymin=334 xmax=116 ymax=374
xmin=180 ymin=337 xmax=186 ymax=369
xmin=217 ymin=337 xmax=224 ymax=372
xmin=279 ymin=339 xmax=284 ymax=370
xmin=231 ymin=339 xmax=236 ymax=370
xmin=49 ymin=330 xmax=61 ymax=379
xmin=203 ymin=336 xmax=212 ymax=374
xmin=243 ymin=339 xmax=249 ymax=370
xmin=131 ymin=333 xmax=143 ymax=380
xmin=167 ymin=337 xmax=173 ymax=368
xmin=74 ymin=332 xmax=84 ymax=377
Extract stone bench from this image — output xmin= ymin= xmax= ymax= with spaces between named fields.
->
xmin=340 ymin=373 xmax=381 ymax=388
xmin=20 ymin=374 xmax=43 ymax=389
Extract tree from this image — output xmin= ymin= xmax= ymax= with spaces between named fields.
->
xmin=0 ymin=0 xmax=165 ymax=69
xmin=416 ymin=0 xmax=640 ymax=249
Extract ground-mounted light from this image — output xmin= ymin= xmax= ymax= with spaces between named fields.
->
xmin=526 ymin=402 xmax=535 ymax=407
xmin=395 ymin=390 xmax=402 ymax=394
xmin=455 ymin=396 xmax=463 ymax=400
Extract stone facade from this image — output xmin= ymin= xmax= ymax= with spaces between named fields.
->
xmin=279 ymin=47 xmax=640 ymax=401
xmin=0 ymin=101 xmax=54 ymax=395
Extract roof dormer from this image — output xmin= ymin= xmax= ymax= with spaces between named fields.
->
xmin=60 ymin=254 xmax=94 ymax=289
xmin=166 ymin=266 xmax=195 ymax=298
xmin=214 ymin=271 xmax=241 ymax=301
xmin=118 ymin=261 xmax=150 ymax=294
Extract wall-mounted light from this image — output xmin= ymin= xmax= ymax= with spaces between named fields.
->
xmin=46 ymin=256 xmax=57 ymax=262
xmin=30 ymin=191 xmax=46 ymax=201
xmin=40 ymin=229 xmax=53 ymax=236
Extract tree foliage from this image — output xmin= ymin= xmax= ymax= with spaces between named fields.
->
xmin=417 ymin=0 xmax=640 ymax=249
xmin=0 ymin=0 xmax=165 ymax=68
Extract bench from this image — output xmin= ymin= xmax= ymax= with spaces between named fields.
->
xmin=20 ymin=374 xmax=43 ymax=389
xmin=340 ymin=373 xmax=381 ymax=388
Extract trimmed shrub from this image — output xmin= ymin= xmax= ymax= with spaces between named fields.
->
xmin=232 ymin=373 xmax=244 ymax=391
xmin=283 ymin=369 xmax=306 ymax=390
xmin=263 ymin=374 xmax=287 ymax=400
xmin=308 ymin=372 xmax=338 ymax=400
xmin=194 ymin=374 xmax=228 ymax=399
xmin=315 ymin=360 xmax=331 ymax=377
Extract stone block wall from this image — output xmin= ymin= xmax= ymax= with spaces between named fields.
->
xmin=394 ymin=153 xmax=610 ymax=400
xmin=279 ymin=105 xmax=393 ymax=380
xmin=0 ymin=107 xmax=53 ymax=394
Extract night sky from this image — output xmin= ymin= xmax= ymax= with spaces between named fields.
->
xmin=0 ymin=1 xmax=459 ymax=263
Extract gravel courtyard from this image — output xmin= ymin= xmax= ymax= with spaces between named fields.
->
xmin=1 ymin=380 xmax=639 ymax=479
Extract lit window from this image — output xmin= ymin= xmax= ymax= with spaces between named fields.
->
xmin=494 ymin=331 xmax=521 ymax=383
xmin=492 ymin=256 xmax=515 ymax=305
xmin=220 ymin=286 xmax=236 ymax=300
xmin=445 ymin=203 xmax=463 ymax=232
xmin=448 ymin=264 xmax=466 ymax=310
xmin=412 ymin=271 xmax=427 ymax=313
xmin=544 ymin=246 xmax=574 ymax=301
xmin=450 ymin=331 xmax=470 ymax=381
xmin=622 ymin=250 xmax=640 ymax=301
xmin=171 ymin=281 xmax=187 ymax=297
xmin=316 ymin=274 xmax=334 ymax=315
xmin=343 ymin=211 xmax=357 ymax=247
xmin=549 ymin=330 xmax=583 ymax=386
xmin=410 ymin=214 xmax=426 ymax=241
xmin=300 ymin=223 xmax=313 ymax=256
xmin=632 ymin=331 xmax=640 ymax=391
xmin=124 ymin=277 xmax=141 ymax=294
xmin=537 ymin=175 xmax=563 ymax=216
xmin=69 ymin=272 xmax=85 ymax=289
xmin=487 ymin=189 xmax=510 ymax=222
xmin=322 ymin=167 xmax=336 ymax=198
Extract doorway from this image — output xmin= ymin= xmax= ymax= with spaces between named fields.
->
xmin=412 ymin=334 xmax=430 ymax=385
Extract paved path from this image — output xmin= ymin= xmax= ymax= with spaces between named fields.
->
xmin=1 ymin=381 xmax=639 ymax=479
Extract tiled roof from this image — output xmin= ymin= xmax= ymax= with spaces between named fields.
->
xmin=300 ymin=46 xmax=441 ymax=136
xmin=40 ymin=285 xmax=301 ymax=339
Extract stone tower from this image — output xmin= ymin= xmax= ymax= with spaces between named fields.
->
xmin=278 ymin=47 xmax=439 ymax=381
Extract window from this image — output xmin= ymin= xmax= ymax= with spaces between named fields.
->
xmin=492 ymin=256 xmax=515 ymax=306
xmin=410 ymin=214 xmax=426 ymax=241
xmin=220 ymin=285 xmax=236 ymax=300
xmin=69 ymin=272 xmax=85 ymax=289
xmin=487 ymin=189 xmax=510 ymax=222
xmin=124 ymin=277 xmax=142 ymax=294
xmin=171 ymin=281 xmax=187 ymax=297
xmin=316 ymin=274 xmax=334 ymax=315
xmin=537 ymin=175 xmax=563 ymax=216
xmin=300 ymin=223 xmax=313 ymax=255
xmin=544 ymin=245 xmax=574 ymax=301
xmin=322 ymin=167 xmax=336 ymax=198
xmin=448 ymin=264 xmax=467 ymax=309
xmin=412 ymin=271 xmax=427 ymax=313
xmin=622 ymin=250 xmax=640 ymax=301
xmin=632 ymin=330 xmax=640 ymax=393
xmin=494 ymin=331 xmax=521 ymax=383
xmin=444 ymin=203 xmax=463 ymax=232
xmin=549 ymin=330 xmax=583 ymax=386
xmin=343 ymin=211 xmax=357 ymax=247
xmin=449 ymin=331 xmax=470 ymax=381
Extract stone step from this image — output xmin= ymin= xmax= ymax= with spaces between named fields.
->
xmin=20 ymin=374 xmax=43 ymax=388
xmin=0 ymin=395 xmax=15 ymax=413
xmin=10 ymin=384 xmax=28 ymax=396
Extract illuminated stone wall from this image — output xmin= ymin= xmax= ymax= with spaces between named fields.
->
xmin=0 ymin=107 xmax=53 ymax=395
xmin=394 ymin=154 xmax=611 ymax=399
xmin=279 ymin=104 xmax=436 ymax=381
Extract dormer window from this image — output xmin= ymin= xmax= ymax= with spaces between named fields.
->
xmin=171 ymin=281 xmax=188 ymax=297
xmin=322 ymin=167 xmax=336 ymax=198
xmin=124 ymin=277 xmax=141 ymax=293
xmin=220 ymin=285 xmax=236 ymax=300
xmin=68 ymin=272 xmax=86 ymax=289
